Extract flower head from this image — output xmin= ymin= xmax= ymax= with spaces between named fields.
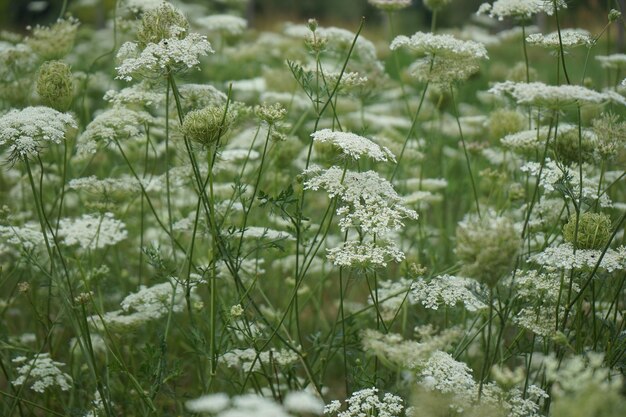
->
xmin=0 ymin=106 xmax=76 ymax=161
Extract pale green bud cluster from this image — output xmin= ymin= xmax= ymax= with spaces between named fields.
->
xmin=609 ymin=9 xmax=622 ymax=23
xmin=563 ymin=212 xmax=612 ymax=250
xmin=36 ymin=60 xmax=74 ymax=111
xmin=26 ymin=17 xmax=80 ymax=60
xmin=488 ymin=109 xmax=525 ymax=142
xmin=137 ymin=2 xmax=190 ymax=46
xmin=181 ymin=105 xmax=235 ymax=146
xmin=255 ymin=103 xmax=286 ymax=125
xmin=456 ymin=212 xmax=520 ymax=288
xmin=553 ymin=129 xmax=594 ymax=165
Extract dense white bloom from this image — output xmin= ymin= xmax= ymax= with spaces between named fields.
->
xmin=490 ymin=81 xmax=626 ymax=107
xmin=0 ymin=222 xmax=45 ymax=250
xmin=116 ymin=32 xmax=213 ymax=81
xmin=477 ymin=0 xmax=567 ymax=20
xmin=420 ymin=351 xmax=476 ymax=397
xmin=526 ymin=29 xmax=592 ymax=49
xmin=235 ymin=226 xmax=294 ymax=241
xmin=326 ymin=240 xmax=405 ymax=268
xmin=312 ymin=129 xmax=396 ymax=162
xmin=390 ymin=32 xmax=488 ymax=60
xmin=411 ymin=274 xmax=487 ymax=312
xmin=103 ymin=81 xmax=163 ymax=106
xmin=58 ymin=212 xmax=127 ymax=249
xmin=90 ymin=280 xmax=196 ymax=330
xmin=529 ymin=243 xmax=626 ymax=272
xmin=77 ymin=106 xmax=152 ymax=155
xmin=186 ymin=393 xmax=230 ymax=413
xmin=325 ymin=388 xmax=403 ymax=417
xmin=596 ymin=54 xmax=626 ymax=70
xmin=221 ymin=347 xmax=299 ymax=371
xmin=0 ymin=106 xmax=76 ymax=160
xmin=12 ymin=353 xmax=73 ymax=393
xmin=368 ymin=0 xmax=412 ymax=11
xmin=544 ymin=353 xmax=623 ymax=397
xmin=195 ymin=14 xmax=247 ymax=36
xmin=303 ymin=166 xmax=417 ymax=235
xmin=284 ymin=391 xmax=325 ymax=415
xmin=68 ymin=175 xmax=140 ymax=195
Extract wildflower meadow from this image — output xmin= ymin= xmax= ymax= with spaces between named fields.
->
xmin=1 ymin=0 xmax=626 ymax=416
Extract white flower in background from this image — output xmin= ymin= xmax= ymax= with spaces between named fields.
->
xmin=116 ymin=32 xmax=213 ymax=81
xmin=411 ymin=274 xmax=487 ymax=312
xmin=368 ymin=0 xmax=412 ymax=11
xmin=529 ymin=243 xmax=626 ymax=272
xmin=0 ymin=106 xmax=76 ymax=160
xmin=284 ymin=391 xmax=325 ymax=415
xmin=597 ymin=54 xmax=626 ymax=70
xmin=477 ymin=0 xmax=567 ymax=21
xmin=58 ymin=212 xmax=127 ymax=250
xmin=526 ymin=28 xmax=592 ymax=49
xmin=195 ymin=14 xmax=248 ymax=36
xmin=186 ymin=393 xmax=230 ymax=414
xmin=489 ymin=81 xmax=626 ymax=107
xmin=326 ymin=239 xmax=405 ymax=268
xmin=312 ymin=129 xmax=396 ymax=162
xmin=12 ymin=353 xmax=73 ymax=393
xmin=324 ymin=387 xmax=403 ymax=417
xmin=77 ymin=106 xmax=152 ymax=156
xmin=0 ymin=222 xmax=45 ymax=250
xmin=390 ymin=32 xmax=488 ymax=60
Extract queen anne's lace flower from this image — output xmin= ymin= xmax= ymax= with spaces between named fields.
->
xmin=529 ymin=243 xmax=626 ymax=272
xmin=195 ymin=14 xmax=248 ymax=36
xmin=312 ymin=129 xmax=396 ymax=162
xmin=116 ymin=32 xmax=213 ymax=81
xmin=58 ymin=212 xmax=128 ymax=249
xmin=411 ymin=274 xmax=487 ymax=312
xmin=526 ymin=29 xmax=592 ymax=49
xmin=0 ymin=106 xmax=76 ymax=160
xmin=596 ymin=54 xmax=626 ymax=70
xmin=325 ymin=388 xmax=403 ymax=417
xmin=477 ymin=0 xmax=567 ymax=21
xmin=368 ymin=0 xmax=412 ymax=11
xmin=489 ymin=81 xmax=626 ymax=107
xmin=12 ymin=353 xmax=73 ymax=393
xmin=390 ymin=32 xmax=488 ymax=60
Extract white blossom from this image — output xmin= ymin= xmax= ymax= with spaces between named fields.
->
xmin=12 ymin=353 xmax=73 ymax=393
xmin=312 ymin=129 xmax=396 ymax=162
xmin=58 ymin=213 xmax=127 ymax=250
xmin=0 ymin=106 xmax=76 ymax=160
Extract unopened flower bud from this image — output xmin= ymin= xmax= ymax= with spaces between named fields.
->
xmin=563 ymin=212 xmax=612 ymax=250
xmin=37 ymin=60 xmax=74 ymax=111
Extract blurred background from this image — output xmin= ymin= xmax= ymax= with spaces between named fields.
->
xmin=1 ymin=0 xmax=624 ymax=36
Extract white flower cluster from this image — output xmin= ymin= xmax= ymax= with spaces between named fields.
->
xmin=186 ymin=392 xmax=323 ymax=417
xmin=0 ymin=222 xmax=45 ymax=250
xmin=312 ymin=129 xmax=396 ymax=162
xmin=77 ymin=106 xmax=152 ymax=156
xmin=544 ymin=352 xmax=623 ymax=397
xmin=68 ymin=175 xmax=140 ymax=195
xmin=411 ymin=274 xmax=487 ymax=312
xmin=91 ymin=281 xmax=195 ymax=330
xmin=361 ymin=329 xmax=434 ymax=370
xmin=324 ymin=388 xmax=403 ymax=417
xmin=12 ymin=353 xmax=73 ymax=393
xmin=304 ymin=166 xmax=417 ymax=268
xmin=195 ymin=14 xmax=248 ymax=36
xmin=390 ymin=32 xmax=488 ymax=60
xmin=477 ymin=0 xmax=567 ymax=20
xmin=116 ymin=32 xmax=213 ymax=82
xmin=529 ymin=243 xmax=626 ymax=272
xmin=519 ymin=159 xmax=613 ymax=207
xmin=368 ymin=0 xmax=412 ymax=11
xmin=0 ymin=106 xmax=76 ymax=160
xmin=596 ymin=53 xmax=626 ymax=70
xmin=304 ymin=166 xmax=417 ymax=235
xmin=221 ymin=347 xmax=299 ymax=371
xmin=526 ymin=29 xmax=592 ymax=49
xmin=489 ymin=81 xmax=626 ymax=108
xmin=420 ymin=350 xmax=476 ymax=397
xmin=58 ymin=212 xmax=127 ymax=250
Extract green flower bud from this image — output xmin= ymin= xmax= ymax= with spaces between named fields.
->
xmin=36 ymin=60 xmax=73 ymax=111
xmin=553 ymin=129 xmax=595 ymax=165
xmin=255 ymin=102 xmax=286 ymax=125
xmin=181 ymin=105 xmax=234 ymax=147
xmin=456 ymin=212 xmax=520 ymax=288
xmin=136 ymin=2 xmax=189 ymax=46
xmin=609 ymin=9 xmax=621 ymax=23
xmin=563 ymin=212 xmax=612 ymax=250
